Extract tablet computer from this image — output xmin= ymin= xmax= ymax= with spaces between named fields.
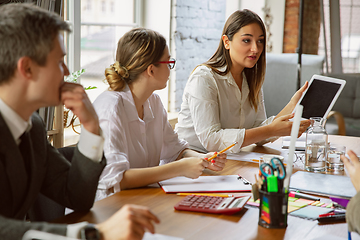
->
xmin=294 ymin=74 xmax=346 ymax=119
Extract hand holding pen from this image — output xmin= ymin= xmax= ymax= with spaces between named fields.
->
xmin=202 ymin=142 xmax=237 ymax=171
xmin=202 ymin=151 xmax=227 ymax=171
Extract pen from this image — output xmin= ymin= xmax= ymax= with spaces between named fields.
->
xmin=289 ymin=191 xmax=320 ymax=201
xmin=205 ymin=142 xmax=238 ymax=161
xmin=318 ymin=211 xmax=346 ymax=218
xmin=176 ymin=193 xmax=234 ymax=197
xmin=317 ymin=214 xmax=346 ymax=223
xmin=237 ymin=174 xmax=252 ymax=185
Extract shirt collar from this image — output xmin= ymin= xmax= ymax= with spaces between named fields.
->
xmin=122 ymin=84 xmax=154 ymax=123
xmin=0 ymin=98 xmax=32 ymax=143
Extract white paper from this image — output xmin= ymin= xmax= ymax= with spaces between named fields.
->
xmin=143 ymin=232 xmax=184 ymax=240
xmin=158 ymin=175 xmax=252 ymax=193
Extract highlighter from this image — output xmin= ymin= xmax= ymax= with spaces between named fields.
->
xmin=267 ymin=175 xmax=278 ymax=192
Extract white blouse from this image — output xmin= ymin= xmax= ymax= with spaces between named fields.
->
xmin=93 ymin=85 xmax=188 ymax=200
xmin=175 ymin=65 xmax=275 ymax=153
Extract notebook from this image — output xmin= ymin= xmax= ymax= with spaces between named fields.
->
xmin=289 ymin=171 xmax=356 ymax=199
xmin=158 ymin=175 xmax=252 ymax=193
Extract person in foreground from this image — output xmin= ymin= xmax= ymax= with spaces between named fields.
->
xmin=93 ymin=28 xmax=227 ymax=201
xmin=341 ymin=150 xmax=360 ymax=234
xmin=0 ymin=3 xmax=158 ymax=240
xmin=176 ymin=9 xmax=311 ymax=153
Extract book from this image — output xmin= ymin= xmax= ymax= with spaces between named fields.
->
xmin=289 ymin=171 xmax=356 ymax=199
xmin=158 ymin=175 xmax=252 ymax=193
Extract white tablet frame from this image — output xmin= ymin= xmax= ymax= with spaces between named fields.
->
xmin=293 ymin=74 xmax=346 ymax=120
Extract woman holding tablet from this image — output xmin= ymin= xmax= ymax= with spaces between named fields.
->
xmin=93 ymin=28 xmax=226 ymax=201
xmin=176 ymin=9 xmax=311 ymax=153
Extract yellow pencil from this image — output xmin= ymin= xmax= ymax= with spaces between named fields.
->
xmin=177 ymin=193 xmax=234 ymax=197
xmin=206 ymin=142 xmax=238 ymax=161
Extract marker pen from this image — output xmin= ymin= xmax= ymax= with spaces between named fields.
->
xmin=289 ymin=191 xmax=320 ymax=201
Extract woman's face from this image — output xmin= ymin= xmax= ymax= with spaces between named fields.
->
xmin=223 ymin=23 xmax=265 ymax=71
xmin=152 ymin=45 xmax=171 ymax=90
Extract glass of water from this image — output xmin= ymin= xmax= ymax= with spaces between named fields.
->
xmin=326 ymin=144 xmax=346 ymax=171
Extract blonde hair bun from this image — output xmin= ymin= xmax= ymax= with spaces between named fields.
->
xmin=112 ymin=61 xmax=129 ymax=79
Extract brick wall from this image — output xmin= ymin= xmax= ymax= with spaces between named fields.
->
xmin=283 ymin=0 xmax=320 ymax=54
xmin=170 ymin=0 xmax=226 ymax=111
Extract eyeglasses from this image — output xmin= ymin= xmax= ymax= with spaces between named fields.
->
xmin=155 ymin=58 xmax=176 ymax=69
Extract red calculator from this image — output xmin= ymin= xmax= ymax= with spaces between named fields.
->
xmin=174 ymin=195 xmax=250 ymax=215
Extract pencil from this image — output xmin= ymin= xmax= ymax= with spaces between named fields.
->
xmin=177 ymin=193 xmax=234 ymax=197
xmin=205 ymin=142 xmax=238 ymax=161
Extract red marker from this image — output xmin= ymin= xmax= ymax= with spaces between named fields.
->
xmin=319 ymin=212 xmax=335 ymax=218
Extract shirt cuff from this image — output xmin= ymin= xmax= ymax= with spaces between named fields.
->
xmin=78 ymin=125 xmax=104 ymax=163
xmin=67 ymin=221 xmax=88 ymax=238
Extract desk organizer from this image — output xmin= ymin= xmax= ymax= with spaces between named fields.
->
xmin=258 ymin=190 xmax=288 ymax=228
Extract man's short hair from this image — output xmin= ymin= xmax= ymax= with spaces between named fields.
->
xmin=0 ymin=3 xmax=71 ymax=84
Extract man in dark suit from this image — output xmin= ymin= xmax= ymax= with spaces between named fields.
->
xmin=0 ymin=3 xmax=159 ymax=240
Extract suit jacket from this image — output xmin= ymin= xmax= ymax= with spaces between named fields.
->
xmin=0 ymin=112 xmax=106 ymax=239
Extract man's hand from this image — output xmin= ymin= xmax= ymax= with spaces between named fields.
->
xmin=61 ymin=82 xmax=100 ymax=135
xmin=96 ymin=204 xmax=160 ymax=240
xmin=341 ymin=150 xmax=360 ymax=192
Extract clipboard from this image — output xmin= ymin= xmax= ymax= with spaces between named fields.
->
xmin=158 ymin=175 xmax=252 ymax=193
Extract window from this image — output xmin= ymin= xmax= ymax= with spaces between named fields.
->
xmin=110 ymin=1 xmax=114 ymax=13
xmin=318 ymin=0 xmax=360 ymax=73
xmin=101 ymin=0 xmax=106 ymax=12
xmin=65 ymin=0 xmax=139 ymax=104
xmin=63 ymin=0 xmax=140 ymax=143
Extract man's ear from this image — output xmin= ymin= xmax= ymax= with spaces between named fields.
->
xmin=17 ymin=56 xmax=34 ymax=80
xmin=222 ymin=35 xmax=230 ymax=50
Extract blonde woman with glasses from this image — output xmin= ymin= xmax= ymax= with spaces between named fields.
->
xmin=93 ymin=28 xmax=227 ymax=201
xmin=176 ymin=10 xmax=311 ymax=153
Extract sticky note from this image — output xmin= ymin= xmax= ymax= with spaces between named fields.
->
xmin=288 ymin=201 xmax=308 ymax=208
xmin=288 ymin=197 xmax=298 ymax=202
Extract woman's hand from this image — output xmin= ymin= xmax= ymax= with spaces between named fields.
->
xmin=341 ymin=150 xmax=360 ymax=192
xmin=289 ymin=81 xmax=308 ymax=107
xmin=177 ymin=157 xmax=209 ymax=179
xmin=269 ymin=114 xmax=310 ymax=137
xmin=201 ymin=152 xmax=227 ymax=171
xmin=276 ymin=81 xmax=309 ymax=118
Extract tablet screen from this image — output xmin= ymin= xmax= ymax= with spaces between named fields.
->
xmin=300 ymin=79 xmax=341 ymax=119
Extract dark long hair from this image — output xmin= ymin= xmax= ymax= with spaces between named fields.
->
xmin=203 ymin=9 xmax=266 ymax=111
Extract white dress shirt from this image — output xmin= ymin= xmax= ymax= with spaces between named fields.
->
xmin=93 ymin=84 xmax=188 ymax=201
xmin=175 ymin=65 xmax=276 ymax=153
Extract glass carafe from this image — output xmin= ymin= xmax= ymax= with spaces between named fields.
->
xmin=305 ymin=117 xmax=328 ymax=172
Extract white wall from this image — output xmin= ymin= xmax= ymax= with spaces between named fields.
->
xmin=266 ymin=0 xmax=285 ymax=54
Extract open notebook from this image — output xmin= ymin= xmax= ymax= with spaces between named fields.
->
xmin=158 ymin=175 xmax=252 ymax=193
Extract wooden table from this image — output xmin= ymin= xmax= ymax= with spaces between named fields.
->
xmin=54 ymin=135 xmax=360 ymax=240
